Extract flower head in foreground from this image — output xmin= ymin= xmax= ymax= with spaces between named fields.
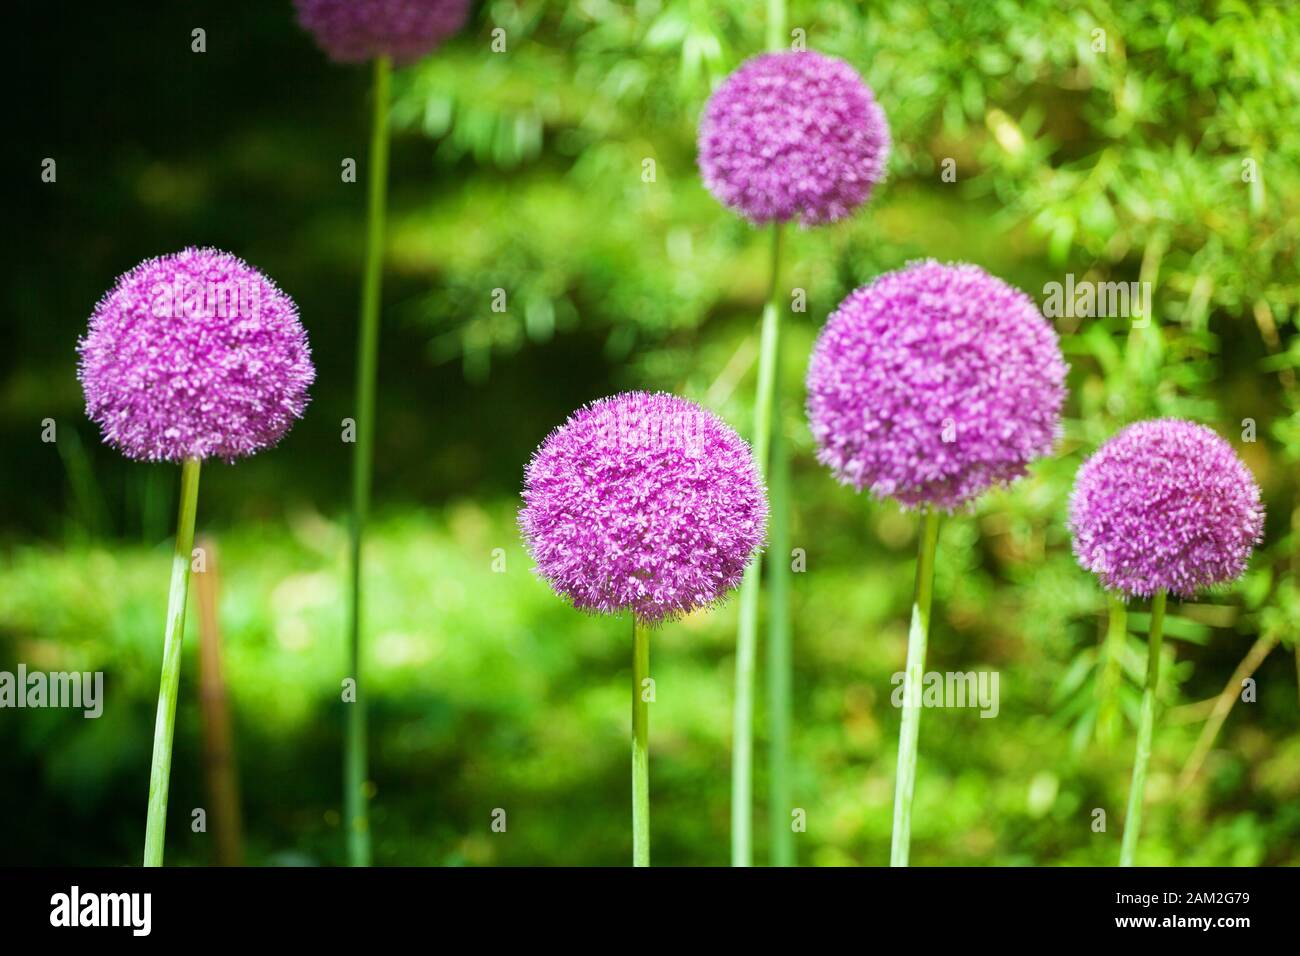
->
xmin=520 ymin=392 xmax=768 ymax=623
xmin=294 ymin=0 xmax=470 ymax=65
xmin=807 ymin=260 xmax=1067 ymax=510
xmin=78 ymin=247 xmax=315 ymax=463
xmin=697 ymin=50 xmax=890 ymax=227
xmin=1069 ymin=419 xmax=1264 ymax=598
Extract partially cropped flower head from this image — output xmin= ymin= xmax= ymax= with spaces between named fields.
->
xmin=807 ymin=260 xmax=1067 ymax=510
xmin=1069 ymin=419 xmax=1264 ymax=598
xmin=294 ymin=0 xmax=471 ymax=65
xmin=78 ymin=247 xmax=315 ymax=463
xmin=697 ymin=50 xmax=890 ymax=227
xmin=520 ymin=392 xmax=767 ymax=623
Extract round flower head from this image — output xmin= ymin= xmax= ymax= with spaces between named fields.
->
xmin=1069 ymin=419 xmax=1264 ymax=598
xmin=807 ymin=260 xmax=1067 ymax=509
xmin=697 ymin=50 xmax=890 ymax=226
xmin=520 ymin=392 xmax=767 ymax=623
xmin=78 ymin=247 xmax=315 ymax=463
xmin=294 ymin=0 xmax=470 ymax=65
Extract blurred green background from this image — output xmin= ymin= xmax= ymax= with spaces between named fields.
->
xmin=4 ymin=0 xmax=1298 ymax=866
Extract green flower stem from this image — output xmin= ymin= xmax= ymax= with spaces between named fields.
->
xmin=731 ymin=222 xmax=784 ymax=867
xmin=143 ymin=456 xmax=202 ymax=867
xmin=731 ymin=566 xmax=760 ymax=867
xmin=345 ymin=53 xmax=391 ymax=869
xmin=889 ymin=508 xmax=941 ymax=867
xmin=632 ymin=615 xmax=650 ymax=867
xmin=1119 ymin=588 xmax=1167 ymax=867
xmin=767 ymin=0 xmax=787 ymax=52
xmin=761 ymin=0 xmax=794 ymax=871
xmin=766 ymin=372 xmax=793 ymax=867
xmin=736 ymin=0 xmax=797 ymax=869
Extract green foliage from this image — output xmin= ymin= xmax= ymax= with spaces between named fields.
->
xmin=3 ymin=0 xmax=1297 ymax=865
xmin=386 ymin=0 xmax=1300 ymax=864
xmin=3 ymin=501 xmax=1296 ymax=865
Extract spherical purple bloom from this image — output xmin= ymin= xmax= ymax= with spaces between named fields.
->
xmin=78 ymin=247 xmax=315 ymax=463
xmin=1069 ymin=419 xmax=1264 ymax=598
xmin=519 ymin=392 xmax=767 ymax=623
xmin=806 ymin=260 xmax=1067 ymax=510
xmin=294 ymin=0 xmax=470 ymax=65
xmin=697 ymin=50 xmax=890 ymax=227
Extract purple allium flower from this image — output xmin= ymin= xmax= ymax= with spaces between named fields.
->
xmin=1069 ymin=419 xmax=1264 ymax=598
xmin=697 ymin=50 xmax=890 ymax=227
xmin=293 ymin=0 xmax=471 ymax=65
xmin=78 ymin=247 xmax=315 ymax=463
xmin=806 ymin=260 xmax=1067 ymax=510
xmin=520 ymin=392 xmax=768 ymax=623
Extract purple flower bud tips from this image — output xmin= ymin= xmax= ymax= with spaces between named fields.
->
xmin=806 ymin=260 xmax=1067 ymax=510
xmin=519 ymin=392 xmax=768 ymax=623
xmin=294 ymin=0 xmax=471 ymax=65
xmin=698 ymin=50 xmax=890 ymax=227
xmin=1069 ymin=419 xmax=1264 ymax=598
xmin=78 ymin=247 xmax=315 ymax=463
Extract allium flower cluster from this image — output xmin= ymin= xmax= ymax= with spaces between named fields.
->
xmin=293 ymin=0 xmax=470 ymax=65
xmin=697 ymin=50 xmax=890 ymax=226
xmin=806 ymin=260 xmax=1067 ymax=510
xmin=78 ymin=247 xmax=315 ymax=463
xmin=519 ymin=392 xmax=767 ymax=623
xmin=1069 ymin=419 xmax=1264 ymax=598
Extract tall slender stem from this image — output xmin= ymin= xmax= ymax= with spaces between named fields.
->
xmin=766 ymin=0 xmax=787 ymax=52
xmin=765 ymin=364 xmax=793 ymax=866
xmin=760 ymin=0 xmax=794 ymax=868
xmin=632 ymin=616 xmax=650 ymax=867
xmin=1119 ymin=588 xmax=1167 ymax=867
xmin=731 ymin=565 xmax=760 ymax=867
xmin=143 ymin=456 xmax=202 ymax=867
xmin=731 ymin=222 xmax=784 ymax=867
xmin=345 ymin=53 xmax=391 ymax=868
xmin=889 ymin=508 xmax=940 ymax=867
